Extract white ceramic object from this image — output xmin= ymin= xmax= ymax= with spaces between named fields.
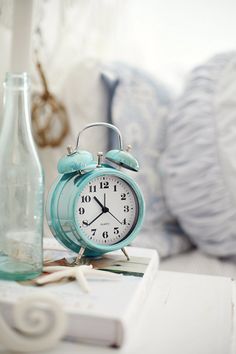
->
xmin=0 ymin=293 xmax=67 ymax=352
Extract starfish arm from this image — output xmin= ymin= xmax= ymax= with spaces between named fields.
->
xmin=75 ymin=268 xmax=90 ymax=293
xmin=36 ymin=268 xmax=75 ymax=285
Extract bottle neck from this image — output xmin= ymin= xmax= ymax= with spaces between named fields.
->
xmin=3 ymin=72 xmax=31 ymax=131
xmin=1 ymin=73 xmax=36 ymax=160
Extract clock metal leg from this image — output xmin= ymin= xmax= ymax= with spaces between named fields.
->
xmin=121 ymin=247 xmax=130 ymax=261
xmin=75 ymin=247 xmax=86 ymax=264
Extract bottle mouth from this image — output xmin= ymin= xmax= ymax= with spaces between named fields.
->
xmin=4 ymin=72 xmax=30 ymax=90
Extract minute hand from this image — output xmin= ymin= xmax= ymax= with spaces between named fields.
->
xmin=88 ymin=211 xmax=104 ymax=226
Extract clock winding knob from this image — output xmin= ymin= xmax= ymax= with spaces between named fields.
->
xmin=66 ymin=145 xmax=74 ymax=155
xmin=126 ymin=145 xmax=132 ymax=152
xmin=97 ymin=152 xmax=103 ymax=167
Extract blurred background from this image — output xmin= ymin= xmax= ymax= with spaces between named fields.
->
xmin=1 ymin=0 xmax=236 ymax=94
xmin=1 ymin=0 xmax=236 ymax=275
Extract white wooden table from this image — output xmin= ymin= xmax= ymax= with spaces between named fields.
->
xmin=1 ymin=270 xmax=235 ymax=354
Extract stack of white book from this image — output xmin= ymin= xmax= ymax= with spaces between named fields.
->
xmin=0 ymin=239 xmax=159 ymax=347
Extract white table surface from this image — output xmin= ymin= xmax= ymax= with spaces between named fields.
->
xmin=1 ymin=270 xmax=235 ymax=354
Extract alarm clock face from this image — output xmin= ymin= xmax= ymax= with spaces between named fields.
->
xmin=76 ymin=175 xmax=139 ymax=245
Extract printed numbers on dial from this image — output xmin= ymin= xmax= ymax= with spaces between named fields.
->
xmin=77 ymin=175 xmax=138 ymax=245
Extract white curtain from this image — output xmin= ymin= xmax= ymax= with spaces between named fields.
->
xmin=0 ymin=0 xmax=236 ymax=94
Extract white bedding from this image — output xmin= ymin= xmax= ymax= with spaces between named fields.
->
xmin=160 ymin=249 xmax=236 ymax=279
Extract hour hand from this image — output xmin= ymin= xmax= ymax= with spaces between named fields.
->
xmin=94 ymin=196 xmax=109 ymax=213
xmin=93 ymin=196 xmax=104 ymax=210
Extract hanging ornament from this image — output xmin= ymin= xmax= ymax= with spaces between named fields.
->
xmin=31 ymin=59 xmax=70 ymax=148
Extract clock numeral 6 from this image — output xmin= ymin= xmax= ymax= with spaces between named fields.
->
xmin=102 ymin=231 xmax=109 ymax=238
xmin=114 ymin=227 xmax=119 ymax=235
xmin=124 ymin=205 xmax=129 ymax=212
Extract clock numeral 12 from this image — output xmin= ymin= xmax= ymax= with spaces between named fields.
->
xmin=100 ymin=181 xmax=109 ymax=189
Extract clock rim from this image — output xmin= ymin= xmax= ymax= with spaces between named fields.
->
xmin=72 ymin=167 xmax=145 ymax=253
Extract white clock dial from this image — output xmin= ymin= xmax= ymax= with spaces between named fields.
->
xmin=76 ymin=175 xmax=138 ymax=245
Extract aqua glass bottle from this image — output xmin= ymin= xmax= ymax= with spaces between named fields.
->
xmin=0 ymin=73 xmax=44 ymax=280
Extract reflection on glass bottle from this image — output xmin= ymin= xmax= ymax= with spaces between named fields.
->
xmin=0 ymin=73 xmax=44 ymax=280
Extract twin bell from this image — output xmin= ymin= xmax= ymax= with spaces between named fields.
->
xmin=57 ymin=122 xmax=139 ymax=175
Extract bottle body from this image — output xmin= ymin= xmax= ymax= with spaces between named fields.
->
xmin=0 ymin=73 xmax=44 ymax=280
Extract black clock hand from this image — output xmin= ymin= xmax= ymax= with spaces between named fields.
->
xmin=94 ymin=196 xmax=104 ymax=209
xmin=108 ymin=210 xmax=122 ymax=225
xmin=94 ymin=196 xmax=109 ymax=213
xmin=86 ymin=211 xmax=104 ymax=226
xmin=103 ymin=193 xmax=122 ymax=224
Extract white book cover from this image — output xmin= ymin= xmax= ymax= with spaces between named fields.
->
xmin=0 ymin=238 xmax=159 ymax=348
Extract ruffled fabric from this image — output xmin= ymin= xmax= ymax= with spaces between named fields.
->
xmin=161 ymin=52 xmax=236 ymax=256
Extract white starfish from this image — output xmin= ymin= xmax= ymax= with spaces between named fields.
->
xmin=36 ymin=265 xmax=122 ymax=293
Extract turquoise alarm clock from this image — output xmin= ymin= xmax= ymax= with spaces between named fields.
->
xmin=46 ymin=122 xmax=145 ymax=263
